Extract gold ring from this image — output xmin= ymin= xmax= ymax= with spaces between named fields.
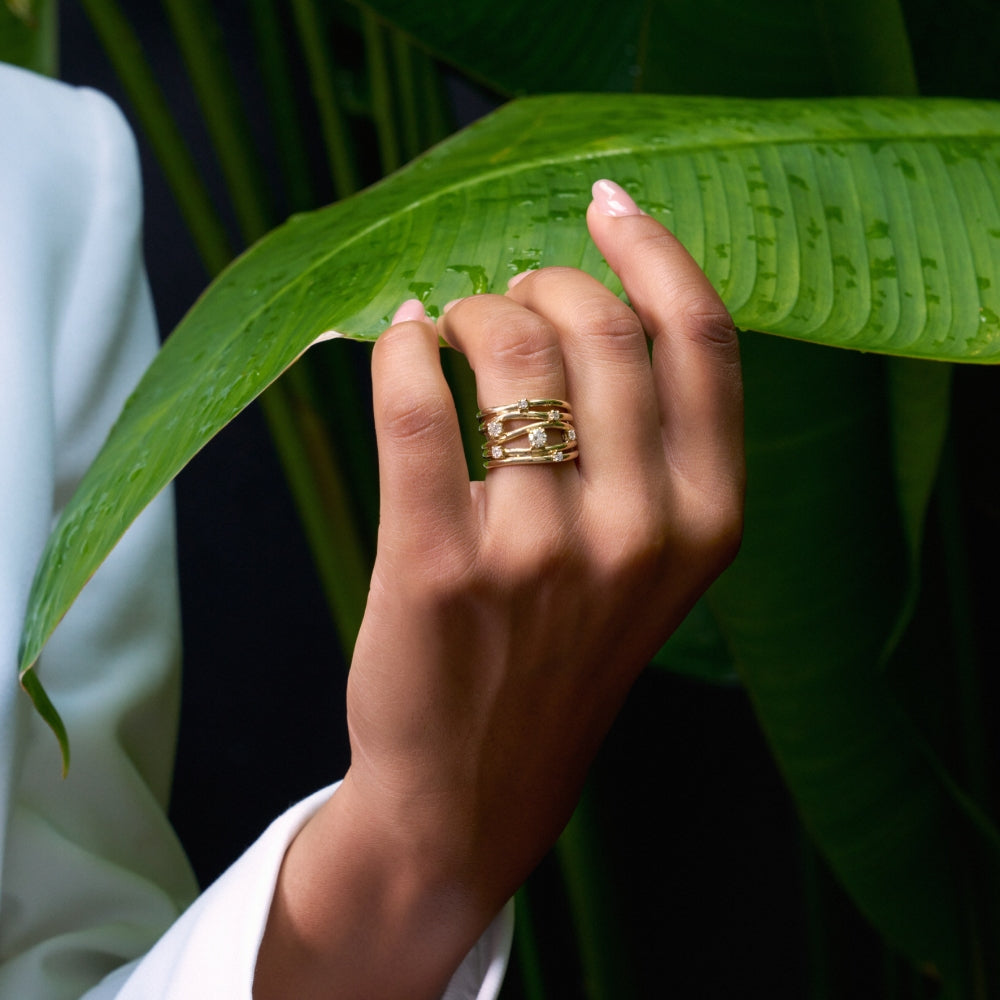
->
xmin=477 ymin=398 xmax=578 ymax=469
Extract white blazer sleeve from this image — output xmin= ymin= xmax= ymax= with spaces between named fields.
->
xmin=0 ymin=62 xmax=512 ymax=999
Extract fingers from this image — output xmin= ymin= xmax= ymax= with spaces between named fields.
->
xmin=374 ymin=182 xmax=743 ymax=571
xmin=438 ymin=294 xmax=566 ymax=415
xmin=503 ymin=267 xmax=663 ymax=484
xmin=586 ymin=180 xmax=744 ymax=525
xmin=370 ymin=300 xmax=472 ymax=559
xmin=438 ymin=293 xmax=575 ymax=519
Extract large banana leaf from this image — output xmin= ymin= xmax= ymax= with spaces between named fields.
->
xmin=18 ymin=93 xmax=1000 ymax=761
xmin=708 ymin=334 xmax=999 ymax=991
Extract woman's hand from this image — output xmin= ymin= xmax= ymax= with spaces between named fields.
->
xmin=254 ymin=180 xmax=744 ymax=1000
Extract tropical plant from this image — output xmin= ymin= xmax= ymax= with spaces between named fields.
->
xmin=4 ymin=0 xmax=1000 ymax=997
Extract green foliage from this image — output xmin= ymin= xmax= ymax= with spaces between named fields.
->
xmin=19 ymin=93 xmax=1000 ymax=747
xmin=8 ymin=0 xmax=1000 ymax=995
xmin=0 ymin=0 xmax=56 ymax=73
xmin=361 ymin=0 xmax=918 ymax=98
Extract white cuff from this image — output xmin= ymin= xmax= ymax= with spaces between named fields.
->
xmin=102 ymin=783 xmax=513 ymax=999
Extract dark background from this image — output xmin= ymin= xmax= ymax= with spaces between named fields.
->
xmin=49 ymin=4 xmax=876 ymax=994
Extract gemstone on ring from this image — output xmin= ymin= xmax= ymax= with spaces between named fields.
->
xmin=491 ymin=444 xmax=504 ymax=460
xmin=487 ymin=420 xmax=503 ymax=438
xmin=528 ymin=427 xmax=547 ymax=448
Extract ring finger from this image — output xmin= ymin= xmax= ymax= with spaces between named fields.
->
xmin=438 ymin=294 xmax=576 ymax=515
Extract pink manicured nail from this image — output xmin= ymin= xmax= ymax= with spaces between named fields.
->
xmin=592 ymin=179 xmax=642 ymax=217
xmin=507 ymin=270 xmax=532 ymax=289
xmin=391 ymin=298 xmax=426 ymax=324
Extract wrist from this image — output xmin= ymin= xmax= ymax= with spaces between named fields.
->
xmin=254 ymin=772 xmax=499 ymax=1000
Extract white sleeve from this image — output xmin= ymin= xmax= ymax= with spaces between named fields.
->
xmin=0 ymin=62 xmax=512 ymax=999
xmin=95 ymin=785 xmax=514 ymax=1000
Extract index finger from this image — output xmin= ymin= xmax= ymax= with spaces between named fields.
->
xmin=586 ymin=180 xmax=744 ymax=516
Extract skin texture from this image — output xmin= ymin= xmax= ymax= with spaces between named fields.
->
xmin=253 ymin=181 xmax=744 ymax=999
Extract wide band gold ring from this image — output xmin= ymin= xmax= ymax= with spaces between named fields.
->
xmin=477 ymin=398 xmax=578 ymax=469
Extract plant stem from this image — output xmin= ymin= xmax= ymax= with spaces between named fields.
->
xmin=247 ymin=0 xmax=316 ymax=214
xmin=161 ymin=0 xmax=272 ymax=243
xmin=262 ymin=364 xmax=371 ymax=658
xmin=512 ymin=886 xmax=547 ymax=1000
xmin=289 ymin=0 xmax=359 ymax=198
xmin=361 ymin=6 xmax=401 ymax=174
xmin=389 ymin=26 xmax=420 ymax=163
xmin=414 ymin=45 xmax=452 ymax=147
xmin=299 ymin=341 xmax=380 ymax=558
xmin=80 ymin=0 xmax=233 ymax=274
xmin=0 ymin=0 xmax=57 ymax=75
xmin=556 ymin=781 xmax=638 ymax=1000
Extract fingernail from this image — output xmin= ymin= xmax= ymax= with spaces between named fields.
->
xmin=507 ymin=270 xmax=532 ymax=289
xmin=592 ymin=179 xmax=642 ymax=217
xmin=391 ymin=298 xmax=426 ymax=324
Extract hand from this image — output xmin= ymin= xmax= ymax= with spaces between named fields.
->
xmin=254 ymin=180 xmax=744 ymax=999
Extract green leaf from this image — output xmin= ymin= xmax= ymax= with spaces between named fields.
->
xmin=360 ymin=0 xmax=916 ymax=98
xmin=18 ymin=93 xmax=1000 ymax=753
xmin=650 ymin=598 xmax=738 ymax=685
xmin=887 ymin=358 xmax=953 ymax=566
xmin=357 ymin=0 xmax=641 ymax=94
xmin=879 ymin=358 xmax=953 ymax=658
xmin=636 ymin=0 xmax=917 ymax=97
xmin=0 ymin=0 xmax=56 ymax=74
xmin=707 ymin=332 xmax=1000 ymax=988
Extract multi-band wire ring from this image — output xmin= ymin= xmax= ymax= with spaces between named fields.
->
xmin=477 ymin=398 xmax=578 ymax=469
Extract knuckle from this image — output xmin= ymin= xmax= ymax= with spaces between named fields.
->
xmin=482 ymin=312 xmax=561 ymax=372
xmin=380 ymin=389 xmax=450 ymax=450
xmin=586 ymin=475 xmax=744 ymax=591
xmin=486 ymin=508 xmax=586 ymax=589
xmin=416 ymin=543 xmax=480 ymax=602
xmin=574 ymin=295 xmax=643 ymax=344
xmin=374 ymin=534 xmax=478 ymax=609
xmin=588 ymin=489 xmax=671 ymax=583
xmin=679 ymin=294 xmax=739 ymax=352
xmin=688 ymin=488 xmax=745 ymax=571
